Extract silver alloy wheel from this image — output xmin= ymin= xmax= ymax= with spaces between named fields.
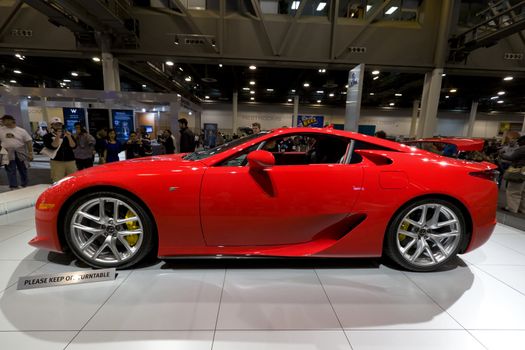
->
xmin=396 ymin=203 xmax=461 ymax=267
xmin=70 ymin=197 xmax=144 ymax=265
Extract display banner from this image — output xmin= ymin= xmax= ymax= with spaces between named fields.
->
xmin=112 ymin=109 xmax=134 ymax=143
xmin=17 ymin=268 xmax=117 ymax=290
xmin=87 ymin=109 xmax=110 ymax=137
xmin=63 ymin=108 xmax=86 ymax=133
xmin=297 ymin=115 xmax=324 ymax=128
xmin=345 ymin=63 xmax=365 ymax=131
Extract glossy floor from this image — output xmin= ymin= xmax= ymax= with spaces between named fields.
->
xmin=1 ymin=207 xmax=525 ymax=349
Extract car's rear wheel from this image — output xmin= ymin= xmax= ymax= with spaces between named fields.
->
xmin=64 ymin=191 xmax=154 ymax=269
xmin=384 ymin=199 xmax=467 ymax=272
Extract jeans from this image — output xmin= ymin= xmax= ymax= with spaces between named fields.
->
xmin=5 ymin=155 xmax=28 ymax=188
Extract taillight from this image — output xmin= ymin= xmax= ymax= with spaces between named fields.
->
xmin=469 ymin=169 xmax=499 ymax=183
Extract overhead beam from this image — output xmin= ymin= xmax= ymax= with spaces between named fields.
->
xmin=169 ymin=0 xmax=219 ymax=54
xmin=219 ymin=0 xmax=225 ymax=55
xmin=52 ymin=0 xmax=107 ymax=32
xmin=0 ymin=0 xmax=23 ymax=41
xmin=277 ymin=0 xmax=308 ymax=56
xmin=23 ymin=0 xmax=88 ymax=33
xmin=334 ymin=0 xmax=394 ymax=59
xmin=250 ymin=0 xmax=277 ymax=56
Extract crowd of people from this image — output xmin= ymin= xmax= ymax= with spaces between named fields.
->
xmin=0 ymin=115 xmax=199 ymax=187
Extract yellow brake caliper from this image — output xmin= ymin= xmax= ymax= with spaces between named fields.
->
xmin=124 ymin=210 xmax=140 ymax=247
xmin=399 ymin=221 xmax=411 ymax=241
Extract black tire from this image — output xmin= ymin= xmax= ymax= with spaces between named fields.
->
xmin=384 ymin=198 xmax=468 ymax=272
xmin=64 ymin=191 xmax=155 ymax=269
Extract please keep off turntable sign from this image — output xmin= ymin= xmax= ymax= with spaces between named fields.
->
xmin=17 ymin=268 xmax=117 ymax=290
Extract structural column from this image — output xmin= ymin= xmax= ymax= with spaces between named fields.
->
xmin=466 ymin=101 xmax=478 ymax=137
xmin=232 ymin=92 xmax=238 ymax=135
xmin=419 ymin=68 xmax=444 ymax=138
xmin=292 ymin=95 xmax=299 ymax=127
xmin=409 ymin=100 xmax=420 ymax=138
xmin=102 ymin=52 xmax=121 ymax=91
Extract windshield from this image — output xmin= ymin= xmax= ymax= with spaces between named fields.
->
xmin=183 ymin=132 xmax=269 ymax=161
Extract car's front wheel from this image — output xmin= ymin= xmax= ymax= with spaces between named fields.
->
xmin=384 ymin=199 xmax=468 ymax=272
xmin=64 ymin=191 xmax=155 ymax=269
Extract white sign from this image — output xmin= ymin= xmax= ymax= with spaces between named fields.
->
xmin=17 ymin=268 xmax=117 ymax=290
xmin=345 ymin=64 xmax=365 ymax=131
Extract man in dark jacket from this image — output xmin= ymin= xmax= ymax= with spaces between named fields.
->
xmin=178 ymin=118 xmax=195 ymax=153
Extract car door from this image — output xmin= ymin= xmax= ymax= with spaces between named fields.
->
xmin=200 ymin=135 xmax=364 ymax=247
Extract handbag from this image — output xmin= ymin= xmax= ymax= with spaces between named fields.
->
xmin=503 ymin=166 xmax=525 ymax=182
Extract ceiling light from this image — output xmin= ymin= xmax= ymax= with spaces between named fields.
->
xmin=291 ymin=89 xmax=296 ymax=93
xmin=205 ymin=96 xmax=210 ymax=99
xmin=188 ymin=111 xmax=192 ymax=115
xmin=445 ymin=95 xmax=450 ymax=99
xmin=249 ymin=80 xmax=256 ymax=85
xmin=395 ymin=93 xmax=402 ymax=97
xmin=71 ymin=72 xmax=78 ymax=77
xmin=316 ymin=90 xmax=324 ymax=93
xmin=166 ymin=60 xmax=174 ymax=66
xmin=316 ymin=2 xmax=326 ymax=11
xmin=373 ymin=76 xmax=379 ymax=80
xmin=219 ymin=64 xmax=223 ymax=68
xmin=503 ymin=76 xmax=514 ymax=81
xmin=288 ymin=99 xmax=292 ymax=102
xmin=266 ymin=88 xmax=274 ymax=92
xmin=490 ymin=96 xmax=499 ymax=100
xmin=372 ymin=70 xmax=380 ymax=75
xmin=369 ymin=92 xmax=374 ymax=96
xmin=442 ymin=73 xmax=446 ymax=77
xmin=179 ymin=67 xmax=184 ymax=71
xmin=497 ymin=100 xmax=504 ymax=104
xmin=497 ymin=91 xmax=506 ymax=95
xmin=15 ymin=53 xmax=24 ymax=60
xmin=385 ymin=6 xmax=398 ymax=15
xmin=329 ymin=93 xmax=334 ymax=97
xmin=249 ymin=65 xmax=257 ymax=70
xmin=142 ymin=84 xmax=147 ymax=88
xmin=291 ymin=1 xmax=300 ymax=10
xmin=177 ymin=94 xmax=181 ymax=97
xmin=185 ymin=76 xmax=192 ymax=81
xmin=250 ymin=90 xmax=255 ymax=94
xmin=318 ymin=68 xmax=326 ymax=73
xmin=13 ymin=70 xmax=22 ymax=74
xmin=250 ymin=97 xmax=255 ymax=101
xmin=303 ymin=82 xmax=310 ymax=87
xmin=317 ymin=100 xmax=321 ymax=103
xmin=366 ymin=5 xmax=372 ymax=11
xmin=449 ymin=88 xmax=457 ymax=93
xmin=92 ymin=57 xmax=101 ymax=62
xmin=27 ymin=96 xmax=31 ymax=99
xmin=243 ymin=87 xmax=250 ymax=91
xmin=63 ymin=79 xmax=71 ymax=82
xmin=389 ymin=102 xmax=395 ymax=106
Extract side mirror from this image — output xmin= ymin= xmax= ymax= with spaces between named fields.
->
xmin=247 ymin=150 xmax=275 ymax=171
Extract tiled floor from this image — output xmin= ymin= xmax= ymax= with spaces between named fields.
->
xmin=1 ymin=207 xmax=525 ymax=349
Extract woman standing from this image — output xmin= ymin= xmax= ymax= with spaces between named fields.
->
xmin=104 ymin=129 xmax=121 ymax=163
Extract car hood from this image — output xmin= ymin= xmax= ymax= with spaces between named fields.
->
xmin=72 ymin=154 xmax=202 ymax=177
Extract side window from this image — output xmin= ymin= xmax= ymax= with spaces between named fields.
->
xmin=350 ymin=140 xmax=395 ymax=164
xmin=218 ymin=144 xmax=260 ymax=166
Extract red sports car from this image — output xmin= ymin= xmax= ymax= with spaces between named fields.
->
xmin=30 ymin=127 xmax=498 ymax=271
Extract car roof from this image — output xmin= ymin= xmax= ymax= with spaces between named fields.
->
xmin=405 ymin=137 xmax=485 ymax=152
xmin=268 ymin=127 xmax=410 ymax=152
